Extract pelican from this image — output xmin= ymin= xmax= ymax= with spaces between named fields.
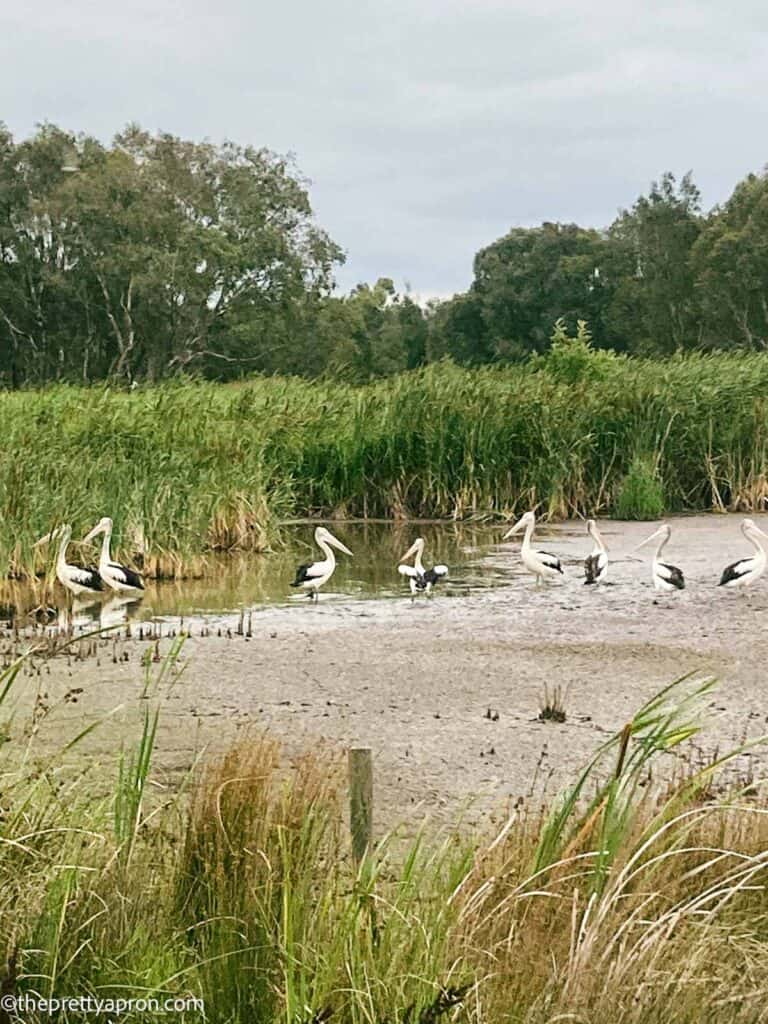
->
xmin=34 ymin=524 xmax=104 ymax=598
xmin=633 ymin=523 xmax=685 ymax=591
xmin=290 ymin=526 xmax=353 ymax=601
xmin=718 ymin=518 xmax=768 ymax=589
xmin=504 ymin=510 xmax=565 ymax=585
xmin=397 ymin=538 xmax=448 ymax=595
xmin=584 ymin=519 xmax=608 ymax=585
xmin=82 ymin=516 xmax=144 ymax=594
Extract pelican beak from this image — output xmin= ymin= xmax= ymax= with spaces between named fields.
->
xmin=503 ymin=520 xmax=525 ymax=540
xmin=752 ymin=524 xmax=768 ymax=539
xmin=34 ymin=530 xmax=54 ymax=548
xmin=630 ymin=526 xmax=664 ymax=554
xmin=82 ymin=523 xmax=102 ymax=544
xmin=399 ymin=540 xmax=421 ymax=562
xmin=328 ymin=534 xmax=353 ymax=557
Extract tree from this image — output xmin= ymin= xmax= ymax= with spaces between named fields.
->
xmin=608 ymin=172 xmax=703 ymax=353
xmin=469 ymin=222 xmax=618 ymax=360
xmin=692 ymin=170 xmax=768 ymax=349
xmin=0 ymin=123 xmax=344 ymax=385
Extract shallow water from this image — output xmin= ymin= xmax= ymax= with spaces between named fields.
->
xmin=1 ymin=521 xmax=515 ymax=630
xmin=3 ymin=513 xmax=767 ymax=633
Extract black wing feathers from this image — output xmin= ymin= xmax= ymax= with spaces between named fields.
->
xmin=659 ymin=562 xmax=685 ymax=590
xmin=584 ymin=553 xmax=601 ymax=584
xmin=719 ymin=559 xmax=751 ymax=587
xmin=291 ymin=562 xmax=324 ymax=587
xmin=110 ymin=562 xmax=144 ymax=589
xmin=540 ymin=551 xmax=564 ymax=574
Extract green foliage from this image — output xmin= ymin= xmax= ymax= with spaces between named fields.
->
xmin=692 ymin=169 xmax=768 ymax=349
xmin=615 ymin=454 xmax=666 ymax=520
xmin=541 ymin=317 xmax=621 ymax=384
xmin=0 ymin=121 xmax=343 ymax=385
xmin=3 ymin=123 xmax=768 ymax=384
xmin=2 ymin=348 xmax=768 ymax=574
xmin=4 ymin=665 xmax=768 ymax=1022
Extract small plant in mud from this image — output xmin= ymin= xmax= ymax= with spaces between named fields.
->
xmin=539 ymin=683 xmax=567 ymax=722
xmin=615 ymin=454 xmax=665 ymax=520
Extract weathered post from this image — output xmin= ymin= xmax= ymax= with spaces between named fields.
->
xmin=348 ymin=746 xmax=373 ymax=863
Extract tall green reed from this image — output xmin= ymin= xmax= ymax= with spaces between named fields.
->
xmin=2 ymin=348 xmax=768 ymax=577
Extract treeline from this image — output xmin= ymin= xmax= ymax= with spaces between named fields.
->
xmin=1 ymin=122 xmax=767 ymax=386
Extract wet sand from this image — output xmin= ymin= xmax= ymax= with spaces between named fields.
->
xmin=11 ymin=515 xmax=768 ymax=830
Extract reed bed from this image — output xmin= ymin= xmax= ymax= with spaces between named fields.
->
xmin=1 ymin=651 xmax=768 ymax=1023
xmin=2 ymin=347 xmax=768 ymax=576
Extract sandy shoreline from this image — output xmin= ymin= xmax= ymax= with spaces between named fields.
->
xmin=12 ymin=516 xmax=768 ymax=830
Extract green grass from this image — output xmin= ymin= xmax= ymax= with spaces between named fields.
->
xmin=2 ymin=343 xmax=768 ymax=576
xmin=615 ymin=454 xmax=666 ymax=520
xmin=2 ymin=650 xmax=768 ymax=1023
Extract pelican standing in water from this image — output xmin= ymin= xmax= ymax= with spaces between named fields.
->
xmin=504 ymin=510 xmax=565 ymax=585
xmin=82 ymin=516 xmax=145 ymax=594
xmin=34 ymin=524 xmax=103 ymax=598
xmin=633 ymin=523 xmax=685 ymax=591
xmin=397 ymin=538 xmax=448 ymax=596
xmin=290 ymin=526 xmax=353 ymax=601
xmin=584 ymin=519 xmax=608 ymax=585
xmin=718 ymin=518 xmax=768 ymax=590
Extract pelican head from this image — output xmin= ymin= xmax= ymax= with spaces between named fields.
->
xmin=400 ymin=538 xmax=425 ymax=562
xmin=586 ymin=518 xmax=596 ymax=533
xmin=631 ymin=522 xmax=671 ymax=553
xmin=315 ymin=526 xmax=353 ymax=556
xmin=742 ymin=518 xmax=768 ymax=539
xmin=83 ymin=516 xmax=113 ymax=544
xmin=503 ymin=510 xmax=535 ymax=540
xmin=34 ymin=523 xmax=71 ymax=548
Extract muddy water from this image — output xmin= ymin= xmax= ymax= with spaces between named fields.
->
xmin=6 ymin=512 xmax=768 ymax=830
xmin=3 ymin=514 xmax=768 ymax=633
xmin=2 ymin=521 xmax=516 ymax=631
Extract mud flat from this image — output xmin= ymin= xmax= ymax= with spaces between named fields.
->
xmin=9 ymin=515 xmax=768 ymax=830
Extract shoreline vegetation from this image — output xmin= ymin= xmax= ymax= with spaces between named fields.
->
xmin=2 ymin=647 xmax=768 ymax=1023
xmin=3 ymin=335 xmax=768 ymax=580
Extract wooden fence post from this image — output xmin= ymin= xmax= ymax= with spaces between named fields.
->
xmin=348 ymin=746 xmax=373 ymax=863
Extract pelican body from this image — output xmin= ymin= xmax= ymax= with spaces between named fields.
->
xmin=35 ymin=524 xmax=103 ymax=598
xmin=719 ymin=518 xmax=768 ymax=589
xmin=83 ymin=517 xmax=144 ymax=594
xmin=584 ymin=519 xmax=608 ymax=585
xmin=504 ymin=511 xmax=564 ymax=585
xmin=290 ymin=527 xmax=353 ymax=600
xmin=398 ymin=538 xmax=448 ymax=595
xmin=634 ymin=523 xmax=685 ymax=592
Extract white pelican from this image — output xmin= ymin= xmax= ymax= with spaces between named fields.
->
xmin=633 ymin=523 xmax=685 ymax=591
xmin=584 ymin=519 xmax=608 ymax=585
xmin=397 ymin=538 xmax=448 ymax=595
xmin=290 ymin=526 xmax=353 ymax=601
xmin=82 ymin=516 xmax=144 ymax=594
xmin=504 ymin=510 xmax=565 ymax=585
xmin=34 ymin=524 xmax=104 ymax=598
xmin=718 ymin=518 xmax=768 ymax=589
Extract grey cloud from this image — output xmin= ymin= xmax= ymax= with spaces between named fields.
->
xmin=2 ymin=0 xmax=767 ymax=295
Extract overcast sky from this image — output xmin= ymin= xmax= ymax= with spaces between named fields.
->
xmin=2 ymin=0 xmax=767 ymax=297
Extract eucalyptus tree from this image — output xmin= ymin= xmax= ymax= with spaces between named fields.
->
xmin=692 ymin=170 xmax=768 ymax=350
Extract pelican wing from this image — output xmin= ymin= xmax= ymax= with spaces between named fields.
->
xmin=718 ymin=557 xmax=754 ymax=587
xmin=584 ymin=551 xmax=607 ymax=584
xmin=291 ymin=561 xmax=327 ymax=587
xmin=424 ymin=565 xmax=448 ymax=585
xmin=657 ymin=562 xmax=685 ymax=590
xmin=537 ymin=550 xmax=564 ymax=574
xmin=70 ymin=566 xmax=104 ymax=591
xmin=108 ymin=562 xmax=144 ymax=589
